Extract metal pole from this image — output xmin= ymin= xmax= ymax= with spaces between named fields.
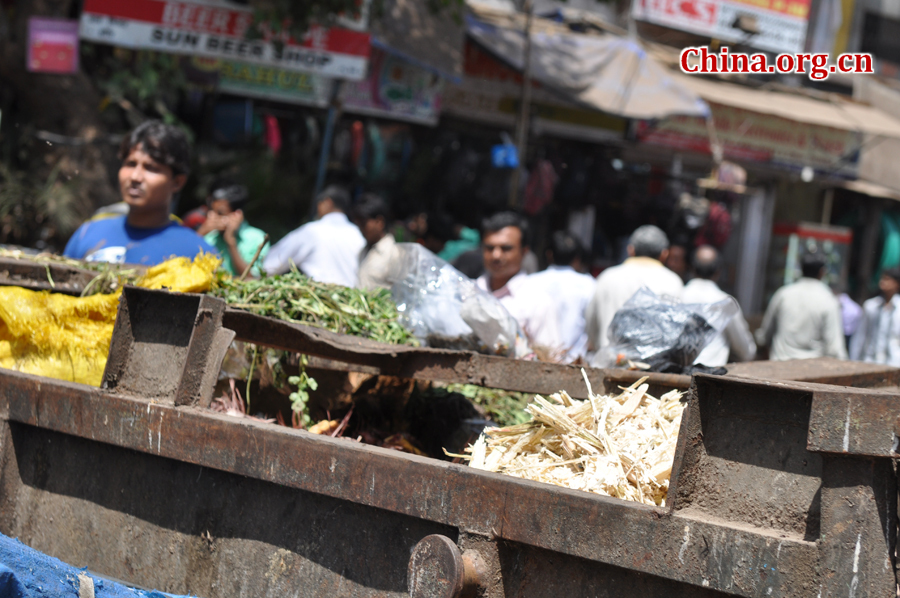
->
xmin=508 ymin=0 xmax=534 ymax=209
xmin=314 ymin=80 xmax=344 ymax=199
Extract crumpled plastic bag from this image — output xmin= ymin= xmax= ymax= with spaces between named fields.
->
xmin=389 ymin=243 xmax=531 ymax=358
xmin=136 ymin=253 xmax=221 ymax=292
xmin=0 ymin=253 xmax=220 ymax=387
xmin=595 ymin=287 xmax=738 ymax=373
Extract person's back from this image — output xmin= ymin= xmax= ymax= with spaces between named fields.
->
xmin=756 ymin=254 xmax=846 ymax=361
xmin=586 ymin=225 xmax=684 ymax=354
xmin=263 ymin=185 xmax=365 ymax=286
xmin=682 ymin=246 xmax=755 ymax=366
xmin=64 ymin=120 xmax=216 ymax=266
xmin=529 ymin=231 xmax=595 ymax=362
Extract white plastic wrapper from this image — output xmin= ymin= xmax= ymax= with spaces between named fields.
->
xmin=595 ymin=287 xmax=738 ymax=372
xmin=388 ymin=243 xmax=532 ymax=358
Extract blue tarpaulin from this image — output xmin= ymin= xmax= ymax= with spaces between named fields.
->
xmin=0 ymin=533 xmax=196 ymax=598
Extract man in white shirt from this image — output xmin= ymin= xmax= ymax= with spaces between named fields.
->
xmin=263 ymin=185 xmax=366 ymax=287
xmin=354 ymin=193 xmax=399 ymax=291
xmin=755 ymin=253 xmax=847 ymax=361
xmin=850 ymin=267 xmax=900 ymax=366
xmin=683 ymin=245 xmax=756 ymax=366
xmin=585 ymin=225 xmax=684 ymax=356
xmin=528 ymin=231 xmax=595 ymax=363
xmin=474 ymin=212 xmax=563 ymax=356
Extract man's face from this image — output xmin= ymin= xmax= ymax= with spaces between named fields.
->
xmin=208 ymin=198 xmax=234 ymax=216
xmin=880 ymin=274 xmax=900 ymax=298
xmin=483 ymin=226 xmax=525 ymax=281
xmin=358 ymin=216 xmax=385 ymax=245
xmin=119 ymin=144 xmax=185 ymax=212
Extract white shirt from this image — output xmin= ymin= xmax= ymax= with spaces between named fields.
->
xmin=850 ymin=294 xmax=900 ymax=366
xmin=476 ymin=271 xmax=563 ymax=354
xmin=683 ymin=278 xmax=756 ymax=366
xmin=357 ymin=234 xmax=400 ymax=291
xmin=585 ymin=257 xmax=684 ymax=351
xmin=263 ymin=212 xmax=366 ymax=287
xmin=528 ymin=265 xmax=595 ymax=362
xmin=755 ymin=277 xmax=847 ymax=361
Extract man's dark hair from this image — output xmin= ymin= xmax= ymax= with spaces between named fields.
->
xmin=482 ymin=212 xmax=530 ymax=247
xmin=692 ymin=247 xmax=720 ymax=279
xmin=208 ymin=176 xmax=248 ymax=210
xmin=550 ymin=231 xmax=582 ymax=266
xmin=119 ymin=120 xmax=191 ymax=177
xmin=354 ymin=193 xmax=390 ymax=222
xmin=883 ymin=267 xmax=900 ymax=284
xmin=316 ymin=185 xmax=351 ymax=213
xmin=801 ymin=253 xmax=827 ymax=278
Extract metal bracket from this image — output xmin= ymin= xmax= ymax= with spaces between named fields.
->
xmin=101 ymin=286 xmax=234 ymax=408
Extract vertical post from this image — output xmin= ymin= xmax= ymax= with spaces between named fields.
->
xmin=734 ymin=186 xmax=775 ymax=315
xmin=314 ymin=80 xmax=345 ymax=199
xmin=508 ymin=1 xmax=534 ymax=209
xmin=857 ymin=199 xmax=883 ymax=302
xmin=821 ymin=187 xmax=834 ymax=224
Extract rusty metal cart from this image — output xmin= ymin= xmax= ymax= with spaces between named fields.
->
xmin=0 ymin=286 xmax=896 ymax=598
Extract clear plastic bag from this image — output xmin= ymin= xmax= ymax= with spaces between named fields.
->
xmin=389 ymin=243 xmax=532 ymax=357
xmin=596 ymin=287 xmax=738 ymax=372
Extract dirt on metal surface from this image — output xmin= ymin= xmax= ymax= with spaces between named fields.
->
xmin=0 ymin=421 xmax=457 ymax=598
xmin=727 ymin=357 xmax=900 ymax=388
xmin=672 ymin=377 xmax=823 ymax=539
xmin=0 ymin=257 xmax=97 ymax=295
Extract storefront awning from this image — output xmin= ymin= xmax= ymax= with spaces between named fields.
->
xmin=840 ymin=179 xmax=900 ymax=201
xmin=465 ymin=12 xmax=709 ymax=120
xmin=675 ymin=74 xmax=900 ymax=139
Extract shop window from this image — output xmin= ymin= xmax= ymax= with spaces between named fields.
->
xmin=861 ymin=12 xmax=900 ymax=65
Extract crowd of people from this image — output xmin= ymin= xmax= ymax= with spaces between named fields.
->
xmin=61 ymin=121 xmax=900 ymax=369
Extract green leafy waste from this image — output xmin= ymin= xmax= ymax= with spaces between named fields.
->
xmin=444 ymin=384 xmax=532 ymax=427
xmin=211 ymin=269 xmax=417 ymax=346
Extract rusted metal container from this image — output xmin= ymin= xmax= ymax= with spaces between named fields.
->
xmin=0 ymin=286 xmax=896 ymax=598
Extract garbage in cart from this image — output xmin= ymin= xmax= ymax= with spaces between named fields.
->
xmin=596 ymin=287 xmax=739 ymax=374
xmin=390 ymin=243 xmax=532 ymax=358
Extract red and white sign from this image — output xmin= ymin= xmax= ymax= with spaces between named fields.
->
xmin=79 ymin=0 xmax=371 ymax=80
xmin=632 ymin=0 xmax=811 ymax=54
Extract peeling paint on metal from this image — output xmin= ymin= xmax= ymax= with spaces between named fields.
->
xmin=678 ymin=525 xmax=690 ymax=565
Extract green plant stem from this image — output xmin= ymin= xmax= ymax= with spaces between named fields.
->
xmin=246 ymin=343 xmax=259 ymax=414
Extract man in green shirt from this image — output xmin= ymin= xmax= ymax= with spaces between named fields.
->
xmin=196 ymin=179 xmax=269 ymax=277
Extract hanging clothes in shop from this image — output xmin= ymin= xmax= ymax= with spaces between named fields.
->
xmin=264 ymin=115 xmax=282 ymax=155
xmin=524 ymin=160 xmax=559 ymax=216
xmin=694 ymin=201 xmax=732 ymax=248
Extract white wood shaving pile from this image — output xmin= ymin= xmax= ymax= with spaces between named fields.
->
xmin=468 ymin=373 xmax=684 ymax=506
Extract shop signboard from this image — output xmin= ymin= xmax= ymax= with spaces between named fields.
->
xmin=217 ymin=61 xmax=330 ymax=107
xmin=442 ymin=41 xmax=627 ymax=142
xmin=631 ymin=0 xmax=811 ymax=54
xmin=636 ymin=102 xmax=861 ymax=176
xmin=28 ymin=17 xmax=80 ymax=74
xmin=214 ymin=48 xmax=443 ymax=125
xmin=79 ymin=0 xmax=371 ymax=80
xmin=340 ymin=48 xmax=443 ymax=125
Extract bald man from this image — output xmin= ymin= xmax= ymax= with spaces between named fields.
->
xmin=683 ymin=245 xmax=756 ymax=366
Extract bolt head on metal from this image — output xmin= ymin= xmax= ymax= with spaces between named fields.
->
xmin=408 ymin=535 xmax=465 ymax=598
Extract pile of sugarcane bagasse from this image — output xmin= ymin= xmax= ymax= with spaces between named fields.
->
xmin=467 ymin=372 xmax=685 ymax=506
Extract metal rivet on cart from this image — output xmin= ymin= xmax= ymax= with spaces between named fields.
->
xmin=408 ymin=534 xmax=467 ymax=598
